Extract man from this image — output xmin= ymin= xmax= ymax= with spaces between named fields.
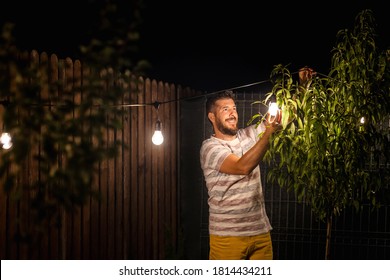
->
xmin=199 ymin=90 xmax=281 ymax=260
xmin=200 ymin=67 xmax=315 ymax=260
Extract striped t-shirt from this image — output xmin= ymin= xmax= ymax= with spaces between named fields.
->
xmin=200 ymin=123 xmax=272 ymax=236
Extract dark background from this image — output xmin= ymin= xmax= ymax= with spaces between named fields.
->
xmin=1 ymin=0 xmax=388 ymax=92
xmin=141 ymin=1 xmax=389 ymax=92
xmin=1 ymin=0 xmax=389 ymax=260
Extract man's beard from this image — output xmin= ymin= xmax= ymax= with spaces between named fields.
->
xmin=216 ymin=117 xmax=238 ymax=136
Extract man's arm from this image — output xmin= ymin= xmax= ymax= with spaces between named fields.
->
xmin=219 ymin=120 xmax=280 ymax=175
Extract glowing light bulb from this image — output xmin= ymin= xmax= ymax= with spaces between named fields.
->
xmin=0 ymin=132 xmax=12 ymax=149
xmin=152 ymin=120 xmax=164 ymax=145
xmin=268 ymin=102 xmax=279 ymax=116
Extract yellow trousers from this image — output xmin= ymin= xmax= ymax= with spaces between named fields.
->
xmin=209 ymin=232 xmax=273 ymax=260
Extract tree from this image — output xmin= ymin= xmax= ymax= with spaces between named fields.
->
xmin=257 ymin=9 xmax=390 ymax=259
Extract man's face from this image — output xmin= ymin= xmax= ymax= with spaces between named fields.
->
xmin=213 ymin=98 xmax=238 ymax=136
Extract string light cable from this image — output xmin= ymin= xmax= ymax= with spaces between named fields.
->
xmin=0 ymin=69 xmax=324 ymax=146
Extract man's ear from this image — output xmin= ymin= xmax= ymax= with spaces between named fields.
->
xmin=208 ymin=112 xmax=215 ymax=123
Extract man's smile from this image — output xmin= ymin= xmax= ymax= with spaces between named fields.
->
xmin=225 ymin=117 xmax=236 ymax=124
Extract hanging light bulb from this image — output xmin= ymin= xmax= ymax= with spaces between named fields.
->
xmin=267 ymin=102 xmax=280 ymax=124
xmin=0 ymin=132 xmax=12 ymax=149
xmin=268 ymin=102 xmax=279 ymax=117
xmin=152 ymin=101 xmax=164 ymax=145
xmin=152 ymin=120 xmax=164 ymax=145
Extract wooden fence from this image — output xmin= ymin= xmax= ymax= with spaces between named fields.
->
xmin=0 ymin=50 xmax=200 ymax=259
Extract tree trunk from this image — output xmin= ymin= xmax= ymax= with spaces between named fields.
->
xmin=325 ymin=214 xmax=333 ymax=260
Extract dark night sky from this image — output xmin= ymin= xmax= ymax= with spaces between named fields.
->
xmin=1 ymin=0 xmax=388 ymax=92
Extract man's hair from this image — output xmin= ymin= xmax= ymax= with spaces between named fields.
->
xmin=205 ymin=90 xmax=236 ymax=115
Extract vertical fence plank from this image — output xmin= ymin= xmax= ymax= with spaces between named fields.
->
xmin=43 ymin=51 xmax=56 ymax=260
xmin=168 ymin=83 xmax=178 ymax=258
xmin=106 ymin=68 xmax=116 ymax=259
xmin=138 ymin=77 xmax=148 ymax=259
xmin=114 ymin=70 xmax=125 ymax=259
xmin=65 ymin=57 xmax=82 ymax=259
xmin=115 ymin=73 xmax=126 ymax=259
xmin=13 ymin=51 xmax=32 ymax=259
xmin=73 ymin=59 xmax=85 ymax=259
xmin=85 ymin=65 xmax=101 ymax=259
xmin=48 ymin=54 xmax=61 ymax=259
xmin=58 ymin=57 xmax=68 ymax=260
xmin=144 ymin=78 xmax=154 ymax=259
xmin=74 ymin=59 xmax=91 ymax=259
xmin=128 ymin=75 xmax=141 ymax=259
xmin=151 ymin=80 xmax=161 ymax=259
xmin=153 ymin=81 xmax=163 ymax=259
xmin=122 ymin=72 xmax=132 ymax=260
xmin=100 ymin=69 xmax=109 ymax=259
xmin=160 ymin=82 xmax=170 ymax=259
xmin=26 ymin=50 xmax=41 ymax=259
